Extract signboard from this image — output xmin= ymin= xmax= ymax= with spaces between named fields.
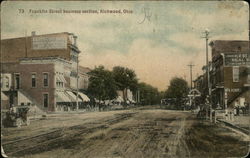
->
xmin=32 ymin=36 xmax=67 ymax=50
xmin=224 ymin=53 xmax=250 ymax=66
xmin=225 ymin=88 xmax=241 ymax=93
xmin=188 ymin=89 xmax=201 ymax=97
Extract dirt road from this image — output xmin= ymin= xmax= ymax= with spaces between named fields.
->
xmin=2 ymin=108 xmax=249 ymax=158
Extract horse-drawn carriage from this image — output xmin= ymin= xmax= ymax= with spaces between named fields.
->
xmin=2 ymin=106 xmax=30 ymax=127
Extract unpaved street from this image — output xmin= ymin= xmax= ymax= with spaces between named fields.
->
xmin=2 ymin=107 xmax=249 ymax=158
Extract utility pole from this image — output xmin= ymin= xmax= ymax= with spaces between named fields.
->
xmin=76 ymin=54 xmax=79 ymax=111
xmin=187 ymin=64 xmax=194 ymax=89
xmin=202 ymin=28 xmax=212 ymax=122
xmin=74 ymin=35 xmax=79 ymax=111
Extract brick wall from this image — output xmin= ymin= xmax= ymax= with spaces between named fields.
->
xmin=211 ymin=40 xmax=250 ymax=58
xmin=224 ymin=66 xmax=249 ymax=106
xmin=1 ymin=63 xmax=56 ymax=112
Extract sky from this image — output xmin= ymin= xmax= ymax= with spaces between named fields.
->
xmin=1 ymin=1 xmax=249 ymax=91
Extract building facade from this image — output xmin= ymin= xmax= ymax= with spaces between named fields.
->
xmin=209 ymin=40 xmax=250 ymax=109
xmin=1 ymin=57 xmax=74 ymax=111
xmin=0 ymin=32 xmax=91 ymax=112
xmin=1 ymin=32 xmax=80 ymax=90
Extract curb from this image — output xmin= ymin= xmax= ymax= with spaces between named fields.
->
xmin=217 ymin=119 xmax=249 ymax=135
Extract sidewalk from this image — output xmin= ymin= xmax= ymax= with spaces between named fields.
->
xmin=217 ymin=115 xmax=250 ymax=135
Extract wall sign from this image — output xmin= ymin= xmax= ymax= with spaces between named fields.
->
xmin=32 ymin=36 xmax=67 ymax=50
xmin=224 ymin=53 xmax=250 ymax=66
xmin=225 ymin=88 xmax=241 ymax=93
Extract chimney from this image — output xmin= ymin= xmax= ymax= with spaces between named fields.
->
xmin=31 ymin=31 xmax=36 ymax=36
xmin=73 ymin=35 xmax=77 ymax=46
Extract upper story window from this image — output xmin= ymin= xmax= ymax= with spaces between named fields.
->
xmin=70 ymin=51 xmax=78 ymax=62
xmin=232 ymin=66 xmax=239 ymax=82
xmin=43 ymin=73 xmax=49 ymax=87
xmin=14 ymin=73 xmax=20 ymax=89
xmin=6 ymin=77 xmax=9 ymax=88
xmin=237 ymin=46 xmax=241 ymax=51
xmin=247 ymin=68 xmax=250 ymax=84
xmin=31 ymin=73 xmax=36 ymax=88
xmin=1 ymin=76 xmax=9 ymax=89
xmin=56 ymin=72 xmax=65 ymax=88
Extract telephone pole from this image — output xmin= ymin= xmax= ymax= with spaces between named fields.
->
xmin=187 ymin=64 xmax=194 ymax=89
xmin=202 ymin=28 xmax=212 ymax=122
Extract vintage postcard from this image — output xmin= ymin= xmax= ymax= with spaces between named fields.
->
xmin=1 ymin=0 xmax=249 ymax=158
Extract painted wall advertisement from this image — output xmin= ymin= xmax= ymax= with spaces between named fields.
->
xmin=32 ymin=36 xmax=67 ymax=50
xmin=224 ymin=53 xmax=250 ymax=66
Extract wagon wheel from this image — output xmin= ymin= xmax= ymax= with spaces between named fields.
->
xmin=16 ymin=118 xmax=22 ymax=128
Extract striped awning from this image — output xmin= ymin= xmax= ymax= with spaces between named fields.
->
xmin=56 ymin=91 xmax=72 ymax=102
xmin=66 ymin=91 xmax=83 ymax=102
xmin=1 ymin=92 xmax=8 ymax=101
xmin=111 ymin=96 xmax=124 ymax=103
xmin=56 ymin=75 xmax=67 ymax=83
xmin=78 ymin=92 xmax=90 ymax=102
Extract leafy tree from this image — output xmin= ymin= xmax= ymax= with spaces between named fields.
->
xmin=87 ymin=66 xmax=117 ymax=102
xmin=165 ymin=77 xmax=189 ymax=109
xmin=138 ymin=82 xmax=160 ymax=105
xmin=112 ymin=66 xmax=138 ymax=102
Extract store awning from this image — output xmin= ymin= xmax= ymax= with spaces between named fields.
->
xmin=94 ymin=98 xmax=104 ymax=103
xmin=78 ymin=92 xmax=90 ymax=102
xmin=56 ymin=76 xmax=63 ymax=82
xmin=66 ymin=91 xmax=83 ymax=102
xmin=56 ymin=91 xmax=72 ymax=102
xmin=113 ymin=96 xmax=124 ymax=103
xmin=60 ymin=75 xmax=67 ymax=83
xmin=129 ymin=99 xmax=136 ymax=103
xmin=1 ymin=92 xmax=8 ymax=101
xmin=56 ymin=75 xmax=67 ymax=83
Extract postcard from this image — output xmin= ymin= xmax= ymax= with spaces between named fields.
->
xmin=1 ymin=1 xmax=249 ymax=158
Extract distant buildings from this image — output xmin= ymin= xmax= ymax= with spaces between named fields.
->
xmin=194 ymin=40 xmax=250 ymax=110
xmin=1 ymin=32 xmax=90 ymax=112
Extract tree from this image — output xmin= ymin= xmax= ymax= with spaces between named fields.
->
xmin=138 ymin=82 xmax=160 ymax=105
xmin=112 ymin=66 xmax=138 ymax=102
xmin=165 ymin=77 xmax=189 ymax=109
xmin=87 ymin=66 xmax=117 ymax=102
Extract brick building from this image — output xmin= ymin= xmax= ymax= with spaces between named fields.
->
xmin=1 ymin=57 xmax=77 ymax=111
xmin=209 ymin=40 xmax=250 ymax=109
xmin=1 ymin=32 xmax=90 ymax=112
xmin=1 ymin=32 xmax=80 ymax=89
